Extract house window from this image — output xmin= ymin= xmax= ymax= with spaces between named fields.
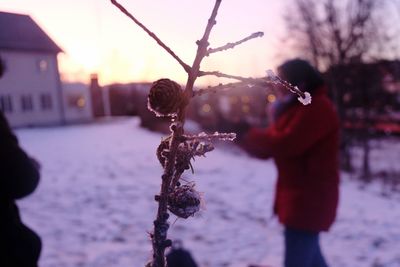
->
xmin=40 ymin=93 xmax=53 ymax=110
xmin=67 ymin=94 xmax=86 ymax=109
xmin=37 ymin=59 xmax=48 ymax=73
xmin=0 ymin=95 xmax=13 ymax=113
xmin=21 ymin=95 xmax=33 ymax=112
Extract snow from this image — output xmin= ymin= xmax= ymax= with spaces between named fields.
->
xmin=14 ymin=118 xmax=400 ymax=267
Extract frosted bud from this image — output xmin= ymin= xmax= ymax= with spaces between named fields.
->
xmin=156 ymin=138 xmax=170 ymax=167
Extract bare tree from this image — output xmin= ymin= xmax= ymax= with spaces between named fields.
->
xmin=283 ymin=0 xmax=399 ymax=176
xmin=285 ymin=0 xmax=394 ymax=68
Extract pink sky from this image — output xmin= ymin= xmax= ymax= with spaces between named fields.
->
xmin=0 ymin=0 xmax=290 ymax=86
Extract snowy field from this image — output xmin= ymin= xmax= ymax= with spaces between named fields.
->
xmin=15 ymin=118 xmax=400 ymax=267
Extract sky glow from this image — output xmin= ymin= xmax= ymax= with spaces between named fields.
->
xmin=0 ymin=0 xmax=289 ymax=86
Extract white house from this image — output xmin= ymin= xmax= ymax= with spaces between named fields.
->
xmin=0 ymin=11 xmax=65 ymax=127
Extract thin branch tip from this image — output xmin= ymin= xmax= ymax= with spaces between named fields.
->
xmin=110 ymin=0 xmax=190 ymax=73
xmin=207 ymin=31 xmax=265 ymax=56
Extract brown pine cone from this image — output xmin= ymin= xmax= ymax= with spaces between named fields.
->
xmin=148 ymin=79 xmax=184 ymax=116
xmin=168 ymin=185 xmax=201 ymax=219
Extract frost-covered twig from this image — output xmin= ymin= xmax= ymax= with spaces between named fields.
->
xmin=110 ymin=0 xmax=191 ymax=73
xmin=184 ymin=132 xmax=237 ymax=142
xmin=194 ymin=81 xmax=249 ymax=96
xmin=206 ymin=31 xmax=264 ymax=56
xmin=196 ymin=70 xmax=311 ymax=105
xmin=198 ymin=71 xmax=272 ymax=88
xmin=198 ymin=70 xmax=256 ymax=82
xmin=266 ymin=69 xmax=304 ymax=97
xmin=266 ymin=69 xmax=312 ymax=105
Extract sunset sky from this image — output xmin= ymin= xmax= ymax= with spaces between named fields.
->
xmin=0 ymin=0 xmax=291 ymax=86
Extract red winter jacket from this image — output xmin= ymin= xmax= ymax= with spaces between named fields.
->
xmin=240 ymin=88 xmax=340 ymax=232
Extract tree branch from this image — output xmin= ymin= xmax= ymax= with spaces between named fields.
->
xmin=149 ymin=1 xmax=223 ymax=266
xmin=110 ymin=0 xmax=191 ymax=73
xmin=198 ymin=70 xmax=257 ymax=83
xmin=195 ymin=73 xmax=306 ymax=101
xmin=185 ymin=0 xmax=222 ymax=97
xmin=194 ymin=81 xmax=249 ymax=96
xmin=185 ymin=132 xmax=237 ymax=142
xmin=206 ymin=31 xmax=264 ymax=56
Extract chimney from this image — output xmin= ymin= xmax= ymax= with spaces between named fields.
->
xmin=90 ymin=73 xmax=99 ymax=90
xmin=89 ymin=73 xmax=105 ymax=117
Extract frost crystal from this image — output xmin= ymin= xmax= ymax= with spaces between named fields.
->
xmin=266 ymin=69 xmax=280 ymax=83
xmin=297 ymin=92 xmax=312 ymax=105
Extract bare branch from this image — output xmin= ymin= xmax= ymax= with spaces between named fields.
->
xmin=198 ymin=70 xmax=274 ymax=88
xmin=194 ymin=81 xmax=249 ymax=96
xmin=196 ymin=69 xmax=306 ymax=98
xmin=198 ymin=0 xmax=222 ymax=50
xmin=186 ymin=0 xmax=222 ymax=95
xmin=110 ymin=0 xmax=191 ymax=73
xmin=206 ymin=31 xmax=264 ymax=56
xmin=198 ymin=70 xmax=256 ymax=82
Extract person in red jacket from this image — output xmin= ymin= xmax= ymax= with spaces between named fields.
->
xmin=239 ymin=59 xmax=340 ymax=267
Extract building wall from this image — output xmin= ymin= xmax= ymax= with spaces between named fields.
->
xmin=0 ymin=50 xmax=63 ymax=127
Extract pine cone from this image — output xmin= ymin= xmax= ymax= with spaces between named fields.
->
xmin=168 ymin=185 xmax=201 ymax=219
xmin=148 ymin=79 xmax=184 ymax=116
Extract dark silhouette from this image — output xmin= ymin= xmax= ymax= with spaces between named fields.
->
xmin=166 ymin=240 xmax=198 ymax=267
xmin=239 ymin=59 xmax=340 ymax=267
xmin=0 ymin=58 xmax=42 ymax=266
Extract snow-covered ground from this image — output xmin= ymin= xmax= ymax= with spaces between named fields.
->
xmin=15 ymin=118 xmax=400 ymax=267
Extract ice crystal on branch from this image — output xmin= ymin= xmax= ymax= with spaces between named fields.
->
xmin=194 ymin=132 xmax=237 ymax=142
xmin=266 ymin=69 xmax=280 ymax=83
xmin=266 ymin=69 xmax=312 ymax=105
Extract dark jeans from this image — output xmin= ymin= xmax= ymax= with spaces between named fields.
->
xmin=284 ymin=227 xmax=328 ymax=267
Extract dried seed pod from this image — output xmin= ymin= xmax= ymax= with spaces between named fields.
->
xmin=157 ymin=139 xmax=192 ymax=172
xmin=168 ymin=184 xmax=201 ymax=219
xmin=175 ymin=143 xmax=192 ymax=173
xmin=156 ymin=138 xmax=170 ymax=167
xmin=148 ymin=78 xmax=184 ymax=116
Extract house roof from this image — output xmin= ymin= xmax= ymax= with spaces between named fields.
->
xmin=0 ymin=11 xmax=62 ymax=53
